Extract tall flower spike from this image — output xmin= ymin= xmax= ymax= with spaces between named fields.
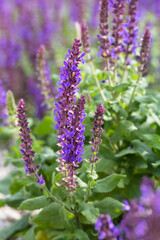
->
xmin=111 ymin=0 xmax=126 ymax=59
xmin=36 ymin=44 xmax=53 ymax=110
xmin=95 ymin=214 xmax=120 ymax=240
xmin=98 ymin=0 xmax=111 ymax=58
xmin=54 ymin=39 xmax=86 ymax=193
xmin=80 ymin=19 xmax=90 ymax=54
xmin=138 ymin=26 xmax=151 ymax=72
xmin=124 ymin=0 xmax=139 ymax=64
xmin=90 ymin=104 xmax=105 ymax=163
xmin=17 ymin=99 xmax=45 ymax=185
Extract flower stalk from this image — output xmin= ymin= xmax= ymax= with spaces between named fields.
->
xmin=85 ymin=104 xmax=105 ymax=201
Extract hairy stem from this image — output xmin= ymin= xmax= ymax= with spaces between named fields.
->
xmin=127 ymin=71 xmax=142 ymax=112
xmin=85 ymin=160 xmax=95 ymax=202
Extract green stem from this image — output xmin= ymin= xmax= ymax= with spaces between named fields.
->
xmin=85 ymin=161 xmax=95 ymax=202
xmin=122 ymin=65 xmax=128 ymax=82
xmin=114 ymin=62 xmax=117 ymax=84
xmin=87 ymin=54 xmax=106 ymax=102
xmin=127 ymin=71 xmax=142 ymax=112
xmin=42 ymin=184 xmax=74 ymax=214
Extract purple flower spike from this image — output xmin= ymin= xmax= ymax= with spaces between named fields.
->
xmin=98 ymin=0 xmax=111 ymax=58
xmin=54 ymin=39 xmax=86 ymax=193
xmin=111 ymin=0 xmax=126 ymax=59
xmin=138 ymin=26 xmax=151 ymax=72
xmin=90 ymin=104 xmax=105 ymax=163
xmin=95 ymin=214 xmax=120 ymax=240
xmin=124 ymin=0 xmax=139 ymax=64
xmin=80 ymin=19 xmax=90 ymax=54
xmin=36 ymin=44 xmax=53 ymax=110
xmin=17 ymin=99 xmax=45 ymax=185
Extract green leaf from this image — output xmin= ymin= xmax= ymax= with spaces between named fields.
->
xmin=135 ymin=95 xmax=157 ymax=104
xmin=0 ymin=214 xmax=30 ymax=239
xmin=115 ymin=148 xmax=136 ymax=157
xmin=0 ymin=175 xmax=12 ymax=195
xmin=32 ymin=203 xmax=74 ymax=229
xmin=76 ymin=177 xmax=88 ymax=189
xmin=34 ymin=146 xmax=58 ymax=163
xmin=113 ymin=83 xmax=130 ymax=92
xmin=93 ymin=174 xmax=126 ymax=193
xmin=23 ymin=226 xmax=36 ymax=240
xmin=4 ymin=191 xmax=26 ymax=208
xmin=142 ymin=134 xmax=160 ymax=150
xmin=96 ymin=146 xmax=116 ymax=173
xmin=118 ymin=120 xmax=137 ymax=136
xmin=10 ymin=178 xmax=33 ymax=195
xmin=79 ymin=202 xmax=100 ymax=224
xmin=94 ymin=197 xmax=123 ymax=218
xmin=33 ymin=116 xmax=53 ymax=136
xmin=19 ymin=196 xmax=52 ymax=210
xmin=74 ymin=230 xmax=90 ymax=240
xmin=132 ymin=139 xmax=159 ymax=162
xmin=51 ymin=230 xmax=89 ymax=240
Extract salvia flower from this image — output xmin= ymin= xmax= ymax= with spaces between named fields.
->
xmin=80 ymin=19 xmax=90 ymax=54
xmin=17 ymin=99 xmax=45 ymax=185
xmin=111 ymin=0 xmax=126 ymax=59
xmin=54 ymin=39 xmax=86 ymax=193
xmin=120 ymin=177 xmax=160 ymax=240
xmin=95 ymin=214 xmax=120 ymax=240
xmin=0 ymin=79 xmax=8 ymax=125
xmin=90 ymin=104 xmax=105 ymax=163
xmin=124 ymin=0 xmax=139 ymax=64
xmin=98 ymin=0 xmax=111 ymax=58
xmin=36 ymin=44 xmax=53 ymax=110
xmin=138 ymin=26 xmax=151 ymax=72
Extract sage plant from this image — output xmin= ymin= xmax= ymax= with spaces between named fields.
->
xmin=17 ymin=99 xmax=45 ymax=185
xmin=54 ymin=39 xmax=86 ymax=193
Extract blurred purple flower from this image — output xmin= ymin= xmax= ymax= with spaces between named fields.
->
xmin=120 ymin=176 xmax=160 ymax=240
xmin=0 ymin=79 xmax=8 ymax=125
xmin=95 ymin=214 xmax=120 ymax=240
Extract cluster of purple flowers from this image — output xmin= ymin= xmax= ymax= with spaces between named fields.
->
xmin=95 ymin=176 xmax=160 ymax=240
xmin=124 ymin=0 xmax=139 ymax=64
xmin=17 ymin=99 xmax=45 ymax=185
xmin=98 ymin=0 xmax=139 ymax=64
xmin=36 ymin=44 xmax=54 ymax=110
xmin=95 ymin=214 xmax=120 ymax=240
xmin=138 ymin=26 xmax=151 ymax=72
xmin=54 ymin=39 xmax=86 ymax=193
xmin=98 ymin=0 xmax=111 ymax=59
xmin=80 ymin=20 xmax=91 ymax=54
